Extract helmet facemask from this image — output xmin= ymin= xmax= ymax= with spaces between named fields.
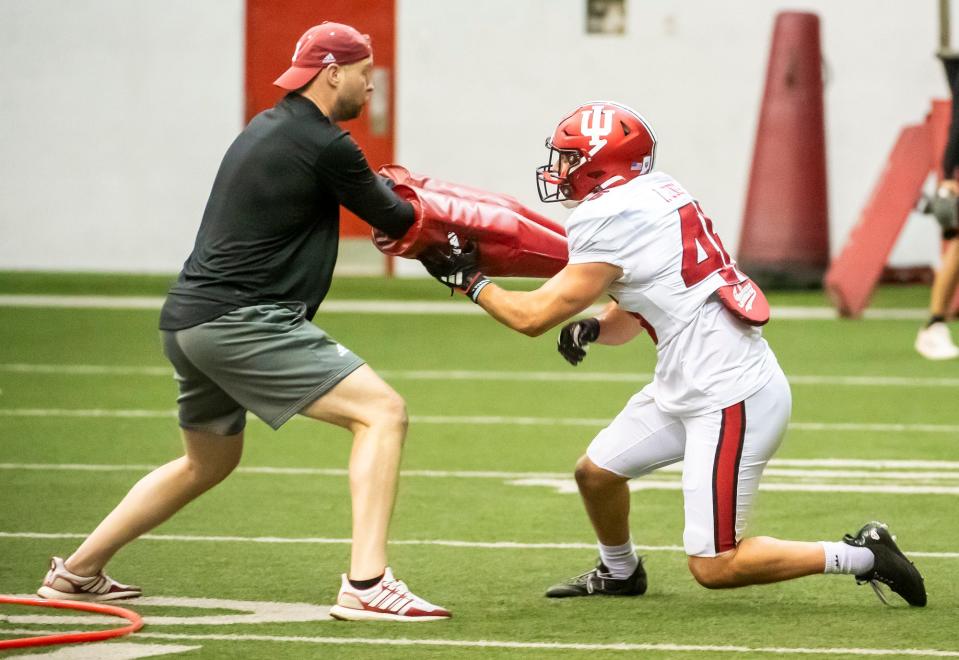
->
xmin=536 ymin=140 xmax=586 ymax=204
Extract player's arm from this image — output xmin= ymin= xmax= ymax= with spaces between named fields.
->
xmin=474 ymin=262 xmax=623 ymax=337
xmin=419 ymin=243 xmax=620 ymax=337
xmin=556 ymin=301 xmax=644 ymax=366
xmin=593 ymin=302 xmax=644 ymax=345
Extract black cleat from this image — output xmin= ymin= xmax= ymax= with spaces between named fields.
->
xmin=843 ymin=521 xmax=927 ymax=607
xmin=545 ymin=558 xmax=647 ymax=598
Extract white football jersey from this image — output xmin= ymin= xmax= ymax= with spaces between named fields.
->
xmin=566 ymin=171 xmax=779 ymax=415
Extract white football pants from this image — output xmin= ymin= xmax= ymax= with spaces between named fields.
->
xmin=586 ymin=367 xmax=792 ymax=557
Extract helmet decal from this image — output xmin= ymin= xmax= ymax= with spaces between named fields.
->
xmin=580 ymin=105 xmax=615 ymax=156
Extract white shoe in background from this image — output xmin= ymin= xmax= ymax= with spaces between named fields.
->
xmin=915 ymin=322 xmax=959 ymax=360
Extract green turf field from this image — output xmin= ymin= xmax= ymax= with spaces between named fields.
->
xmin=0 ymin=275 xmax=957 ymax=658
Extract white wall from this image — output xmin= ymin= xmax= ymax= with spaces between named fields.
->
xmin=396 ymin=0 xmax=948 ymax=266
xmin=0 ymin=0 xmax=950 ymax=271
xmin=0 ymin=0 xmax=244 ymax=272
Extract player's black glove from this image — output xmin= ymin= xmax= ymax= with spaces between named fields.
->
xmin=418 ymin=233 xmax=491 ymax=302
xmin=557 ymin=318 xmax=600 ymax=366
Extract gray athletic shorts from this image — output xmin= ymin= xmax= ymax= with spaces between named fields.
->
xmin=161 ymin=303 xmax=365 ymax=435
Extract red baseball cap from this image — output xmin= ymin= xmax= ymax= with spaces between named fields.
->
xmin=273 ymin=22 xmax=372 ymax=91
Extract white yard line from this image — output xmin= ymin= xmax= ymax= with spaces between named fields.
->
xmin=0 ymin=363 xmax=173 ymax=376
xmin=0 ymin=641 xmax=200 ymax=659
xmin=4 ymin=362 xmax=959 ymax=388
xmin=3 ymin=461 xmax=959 ymax=480
xmin=759 ymin=468 xmax=959 ymax=480
xmin=0 ymin=629 xmax=955 ymax=656
xmin=0 ymin=531 xmax=954 ymax=559
xmin=786 ymin=422 xmax=959 ymax=433
xmin=0 ymin=294 xmax=928 ymax=320
xmin=0 ymin=295 xmax=167 ymax=310
xmin=508 ymin=478 xmax=959 ymax=496
xmin=4 ymin=462 xmax=959 ymax=494
xmin=0 ymin=531 xmax=597 ymax=551
xmin=0 ymin=408 xmax=178 ymax=419
xmin=0 ymin=408 xmax=957 ymax=433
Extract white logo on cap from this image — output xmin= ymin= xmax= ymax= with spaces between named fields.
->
xmin=292 ymin=38 xmax=306 ymax=62
xmin=322 ymin=53 xmax=336 ymax=65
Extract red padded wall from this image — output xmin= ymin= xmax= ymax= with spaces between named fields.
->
xmin=245 ymin=0 xmax=396 ymax=237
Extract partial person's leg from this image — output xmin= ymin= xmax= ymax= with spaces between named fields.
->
xmin=37 ymin=326 xmax=249 ymax=601
xmin=929 ymin=238 xmax=959 ymax=320
xmin=574 ymin=456 xmax=631 ymax=546
xmin=680 ymin=371 xmax=874 ymax=584
xmin=579 ymin=390 xmax=685 ymax=549
xmin=546 ymin=391 xmax=685 ymax=597
xmin=168 ymin=308 xmax=446 ymax=619
xmin=66 ymin=429 xmax=243 ymax=576
xmin=680 ymin=370 xmax=926 ymax=605
xmin=171 ymin=307 xmax=399 ymax=583
xmin=301 ymin=364 xmax=451 ymax=620
xmin=300 ymin=364 xmax=407 ymax=582
xmin=681 ymin=369 xmax=818 ymax=587
xmin=38 ymin=428 xmax=243 ymax=601
xmin=688 ymin=536 xmax=826 ymax=587
xmin=689 ymin=527 xmax=924 ymax=606
xmin=916 ymin=238 xmax=959 ymax=359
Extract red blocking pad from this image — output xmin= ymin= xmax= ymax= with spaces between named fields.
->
xmin=373 ymin=184 xmax=568 ymax=278
xmin=379 ymin=165 xmax=567 ymax=237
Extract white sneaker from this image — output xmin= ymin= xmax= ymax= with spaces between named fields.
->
xmin=915 ymin=322 xmax=959 ymax=360
xmin=36 ymin=556 xmax=141 ymax=601
xmin=329 ymin=567 xmax=451 ymax=621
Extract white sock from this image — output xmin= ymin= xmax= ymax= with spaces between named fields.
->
xmin=819 ymin=541 xmax=875 ymax=575
xmin=598 ymin=539 xmax=639 ymax=579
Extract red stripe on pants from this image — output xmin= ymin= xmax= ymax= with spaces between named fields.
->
xmin=712 ymin=402 xmax=746 ymax=553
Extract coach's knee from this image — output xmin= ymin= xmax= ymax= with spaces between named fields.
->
xmin=574 ymin=456 xmax=621 ymax=493
xmin=189 ymin=455 xmax=240 ymax=489
xmin=368 ymin=388 xmax=409 ymax=434
xmin=687 ymin=553 xmax=739 ymax=589
xmin=182 ymin=432 xmax=244 ymax=489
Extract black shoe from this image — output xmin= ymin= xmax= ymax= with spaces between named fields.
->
xmin=843 ymin=521 xmax=927 ymax=607
xmin=545 ymin=558 xmax=647 ymax=598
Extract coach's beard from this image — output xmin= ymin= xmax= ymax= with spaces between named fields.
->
xmin=332 ymin=96 xmax=364 ymax=122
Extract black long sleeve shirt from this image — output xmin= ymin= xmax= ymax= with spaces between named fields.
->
xmin=159 ymin=93 xmax=413 ymax=331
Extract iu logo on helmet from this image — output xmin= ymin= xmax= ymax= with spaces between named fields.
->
xmin=581 ymin=105 xmax=614 ymax=157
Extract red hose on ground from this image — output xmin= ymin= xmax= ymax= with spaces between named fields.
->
xmin=0 ymin=596 xmax=143 ymax=650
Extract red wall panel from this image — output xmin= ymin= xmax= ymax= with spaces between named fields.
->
xmin=245 ymin=0 xmax=396 ymax=236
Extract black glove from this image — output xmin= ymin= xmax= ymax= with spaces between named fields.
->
xmin=418 ymin=233 xmax=491 ymax=302
xmin=557 ymin=318 xmax=600 ymax=366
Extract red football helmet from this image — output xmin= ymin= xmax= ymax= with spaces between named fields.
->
xmin=536 ymin=101 xmax=657 ymax=204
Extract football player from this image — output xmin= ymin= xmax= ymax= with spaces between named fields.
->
xmin=420 ymin=101 xmax=927 ymax=607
